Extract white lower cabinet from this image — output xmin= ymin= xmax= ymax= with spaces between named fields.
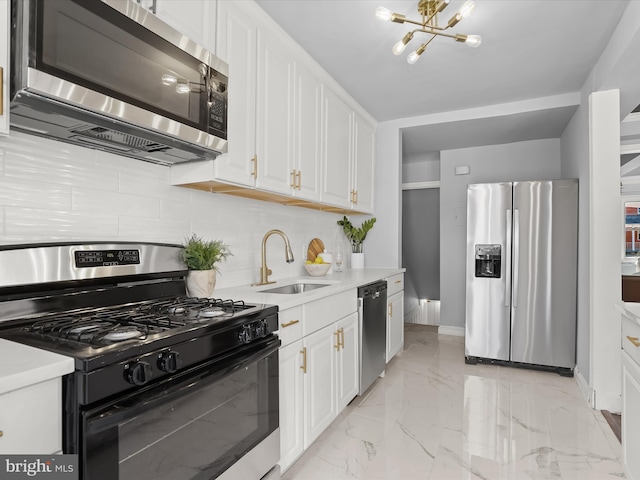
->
xmin=622 ymin=313 xmax=640 ymax=480
xmin=386 ymin=273 xmax=405 ymax=363
xmin=303 ymin=322 xmax=337 ymax=448
xmin=0 ymin=378 xmax=63 ymax=454
xmin=279 ymin=339 xmax=304 ymax=470
xmin=336 ymin=312 xmax=359 ymax=412
xmin=386 ymin=291 xmax=404 ymax=363
xmin=278 ymin=295 xmax=359 ymax=473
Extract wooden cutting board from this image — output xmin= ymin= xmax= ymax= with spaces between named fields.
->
xmin=307 ymin=238 xmax=325 ymax=262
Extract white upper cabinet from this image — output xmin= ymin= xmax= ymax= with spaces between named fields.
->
xmin=137 ymin=0 xmax=216 ymax=52
xmin=291 ymin=61 xmax=321 ymax=202
xmin=254 ymin=27 xmax=294 ymax=195
xmin=352 ymin=114 xmax=375 ymax=213
xmin=213 ymin=0 xmax=259 ymax=187
xmin=321 ymin=86 xmax=353 ymax=209
xmin=321 ymin=86 xmax=376 ymax=213
xmin=0 ymin=0 xmax=9 ymax=137
xmin=170 ymin=0 xmax=375 ymax=213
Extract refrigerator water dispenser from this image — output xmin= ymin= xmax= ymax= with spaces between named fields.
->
xmin=474 ymin=244 xmax=501 ymax=278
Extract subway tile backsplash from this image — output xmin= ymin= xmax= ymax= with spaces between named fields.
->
xmin=0 ymin=132 xmax=350 ymax=288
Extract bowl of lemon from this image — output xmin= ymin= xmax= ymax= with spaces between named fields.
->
xmin=304 ymin=257 xmax=331 ymax=276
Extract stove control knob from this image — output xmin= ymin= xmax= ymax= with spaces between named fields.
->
xmin=239 ymin=325 xmax=253 ymax=344
xmin=256 ymin=320 xmax=270 ymax=338
xmin=126 ymin=361 xmax=152 ymax=386
xmin=158 ymin=351 xmax=182 ymax=373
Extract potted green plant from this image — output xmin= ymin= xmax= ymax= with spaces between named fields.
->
xmin=182 ymin=234 xmax=231 ymax=297
xmin=337 ymin=216 xmax=376 ymax=269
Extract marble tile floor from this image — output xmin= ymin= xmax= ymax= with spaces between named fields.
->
xmin=282 ymin=324 xmax=625 ymax=480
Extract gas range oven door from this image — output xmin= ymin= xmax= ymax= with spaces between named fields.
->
xmin=79 ymin=338 xmax=280 ymax=480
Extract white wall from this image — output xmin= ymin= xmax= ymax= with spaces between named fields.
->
xmin=0 ymin=132 xmax=352 ymax=288
xmin=560 ymin=97 xmax=591 ymax=385
xmin=439 ymin=139 xmax=562 ymax=329
xmin=402 ymin=152 xmax=440 ymax=183
xmin=366 ymin=122 xmax=402 ymax=268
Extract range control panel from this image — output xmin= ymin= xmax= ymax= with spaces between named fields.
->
xmin=75 ymin=249 xmax=141 ymax=268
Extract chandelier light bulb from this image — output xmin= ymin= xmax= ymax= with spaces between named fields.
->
xmin=407 ymin=50 xmax=421 ymax=64
xmin=393 ymin=40 xmax=408 ymax=56
xmin=464 ymin=34 xmax=482 ymax=47
xmin=393 ymin=32 xmax=414 ymax=55
xmin=375 ymin=6 xmax=393 ymax=21
xmin=459 ymin=0 xmax=475 ymax=18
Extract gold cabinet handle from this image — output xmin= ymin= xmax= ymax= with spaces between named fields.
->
xmin=251 ymin=155 xmax=258 ymax=177
xmin=627 ymin=336 xmax=640 ymax=347
xmin=290 ymin=169 xmax=296 ymax=188
xmin=339 ymin=328 xmax=345 ymax=349
xmin=388 ymin=304 xmax=392 ymax=317
xmin=300 ymin=347 xmax=307 ymax=373
xmin=334 ymin=330 xmax=340 ymax=351
xmin=296 ymin=170 xmax=301 ymax=190
xmin=0 ymin=430 xmax=3 ymax=438
xmin=395 ymin=279 xmax=402 ymax=284
xmin=280 ymin=319 xmax=300 ymax=328
xmin=0 ymin=66 xmax=3 ymax=115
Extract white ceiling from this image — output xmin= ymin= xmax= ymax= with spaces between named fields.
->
xmin=254 ymin=0 xmax=630 ymax=155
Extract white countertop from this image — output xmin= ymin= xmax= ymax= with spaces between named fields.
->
xmin=0 ymin=339 xmax=74 ymax=395
xmin=214 ymin=267 xmax=405 ymax=310
xmin=616 ymin=302 xmax=640 ymax=327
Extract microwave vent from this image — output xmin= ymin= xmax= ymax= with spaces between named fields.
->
xmin=71 ymin=126 xmax=170 ymax=153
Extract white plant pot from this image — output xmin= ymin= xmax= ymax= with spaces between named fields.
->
xmin=351 ymin=252 xmax=365 ymax=269
xmin=186 ymin=269 xmax=217 ymax=298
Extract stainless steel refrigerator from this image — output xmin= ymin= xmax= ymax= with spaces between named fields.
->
xmin=464 ymin=179 xmax=578 ymax=374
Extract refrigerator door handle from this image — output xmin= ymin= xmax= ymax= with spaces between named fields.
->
xmin=505 ymin=209 xmax=512 ymax=307
xmin=513 ymin=209 xmax=520 ymax=308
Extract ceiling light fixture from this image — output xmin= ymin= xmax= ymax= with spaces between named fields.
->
xmin=376 ymin=0 xmax=481 ymax=64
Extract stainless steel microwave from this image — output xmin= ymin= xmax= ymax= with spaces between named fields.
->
xmin=10 ymin=0 xmax=228 ymax=165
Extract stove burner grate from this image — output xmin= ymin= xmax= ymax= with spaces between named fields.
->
xmin=26 ymin=296 xmax=255 ymax=346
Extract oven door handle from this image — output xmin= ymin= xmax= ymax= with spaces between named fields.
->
xmin=86 ymin=339 xmax=280 ymax=434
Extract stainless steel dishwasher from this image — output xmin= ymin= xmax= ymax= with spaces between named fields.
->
xmin=358 ymin=280 xmax=388 ymax=395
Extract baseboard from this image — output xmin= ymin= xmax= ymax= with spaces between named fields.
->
xmin=574 ymin=366 xmax=595 ymax=408
xmin=437 ymin=325 xmax=465 ymax=337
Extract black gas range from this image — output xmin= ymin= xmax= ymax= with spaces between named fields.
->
xmin=0 ymin=242 xmax=281 ymax=480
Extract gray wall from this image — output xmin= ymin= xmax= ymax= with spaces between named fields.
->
xmin=402 ymin=189 xmax=440 ymax=316
xmin=439 ymin=138 xmax=562 ymax=329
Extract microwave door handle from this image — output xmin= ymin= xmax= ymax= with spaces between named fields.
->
xmin=505 ymin=209 xmax=512 ymax=307
xmin=86 ymin=340 xmax=279 ymax=434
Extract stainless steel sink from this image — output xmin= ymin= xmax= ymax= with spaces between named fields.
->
xmin=259 ymin=282 xmax=330 ymax=294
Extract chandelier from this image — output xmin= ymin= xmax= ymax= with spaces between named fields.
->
xmin=376 ymin=0 xmax=481 ymax=64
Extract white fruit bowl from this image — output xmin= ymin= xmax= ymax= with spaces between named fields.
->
xmin=304 ymin=263 xmax=331 ymax=277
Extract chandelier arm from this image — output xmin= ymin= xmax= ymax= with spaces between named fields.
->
xmin=401 ymin=17 xmax=429 ymax=28
xmin=416 ymin=28 xmax=463 ymax=40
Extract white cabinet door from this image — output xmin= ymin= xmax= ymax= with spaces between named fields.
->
xmin=336 ymin=312 xmax=359 ymax=412
xmin=0 ymin=0 xmax=9 ymax=136
xmin=352 ymin=114 xmax=375 ymax=213
xmin=255 ymin=28 xmax=293 ymax=195
xmin=387 ymin=291 xmax=404 ymax=363
xmin=293 ymin=62 xmax=321 ymax=201
xmin=149 ymin=0 xmax=216 ymax=52
xmin=623 ymin=351 xmax=640 ymax=479
xmin=215 ymin=1 xmax=258 ymax=186
xmin=279 ymin=340 xmax=304 ymax=472
xmin=0 ymin=379 xmax=63 ymax=454
xmin=321 ymin=85 xmax=352 ymax=209
xmin=303 ymin=323 xmax=337 ymax=449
